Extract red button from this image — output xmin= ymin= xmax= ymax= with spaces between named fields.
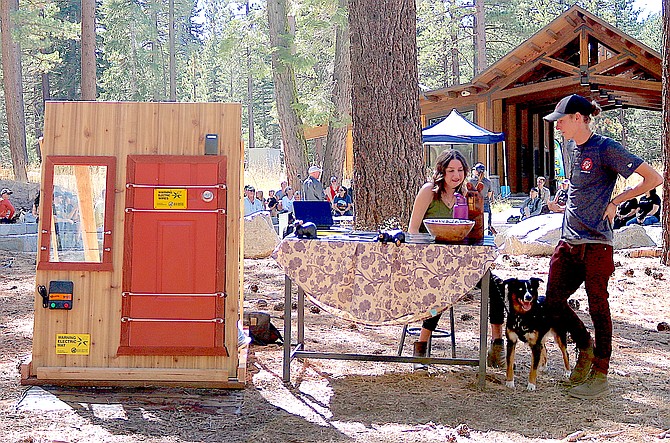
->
xmin=64 ymin=303 xmax=70 ymax=308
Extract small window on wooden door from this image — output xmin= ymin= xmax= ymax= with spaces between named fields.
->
xmin=38 ymin=156 xmax=116 ymax=271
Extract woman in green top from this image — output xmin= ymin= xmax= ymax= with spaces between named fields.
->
xmin=407 ymin=149 xmax=468 ymax=367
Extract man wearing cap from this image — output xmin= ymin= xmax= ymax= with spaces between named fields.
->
xmin=469 ymin=163 xmax=494 ymax=234
xmin=302 ymin=165 xmax=325 ymax=202
xmin=543 ymin=94 xmax=662 ymax=399
xmin=0 ymin=188 xmax=15 ymax=223
xmin=243 ymin=185 xmax=264 ymax=216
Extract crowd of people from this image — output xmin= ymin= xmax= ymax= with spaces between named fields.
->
xmin=243 ymin=165 xmax=354 ymax=218
xmin=517 ymin=174 xmax=661 ymax=230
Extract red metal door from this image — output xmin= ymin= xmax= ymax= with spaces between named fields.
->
xmin=118 ymin=156 xmax=227 ymax=356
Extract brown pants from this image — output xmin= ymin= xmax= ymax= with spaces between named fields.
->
xmin=545 ymin=241 xmax=615 ymax=374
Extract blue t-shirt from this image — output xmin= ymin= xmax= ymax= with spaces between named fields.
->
xmin=563 ymin=134 xmax=643 ymax=245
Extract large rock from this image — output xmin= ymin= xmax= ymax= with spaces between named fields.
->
xmin=613 ymin=224 xmax=656 ymax=250
xmin=496 ymin=214 xmax=563 ymax=256
xmin=244 ymin=211 xmax=280 ymax=259
xmin=495 ymin=213 xmax=660 ymax=256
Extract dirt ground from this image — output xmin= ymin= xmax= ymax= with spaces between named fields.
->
xmin=1 ymin=246 xmax=670 ymax=442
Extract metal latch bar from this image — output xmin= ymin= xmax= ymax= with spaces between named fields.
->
xmin=126 ymin=184 xmax=227 ymax=189
xmin=124 ymin=208 xmax=226 ymax=214
xmin=122 ymin=292 xmax=225 ymax=297
xmin=121 ymin=317 xmax=224 ymax=323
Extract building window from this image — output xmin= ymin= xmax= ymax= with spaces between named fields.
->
xmin=38 ymin=156 xmax=116 ymax=271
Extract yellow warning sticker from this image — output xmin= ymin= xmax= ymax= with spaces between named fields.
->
xmin=154 ymin=189 xmax=187 ymax=209
xmin=56 ymin=333 xmax=90 ymax=355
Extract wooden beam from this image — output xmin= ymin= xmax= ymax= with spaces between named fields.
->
xmin=565 ymin=15 xmax=577 ymax=27
xmin=580 ymin=28 xmax=589 ymax=67
xmin=546 ymin=29 xmax=559 ymax=40
xmin=492 ymin=77 xmax=578 ymax=100
xmin=590 ymin=74 xmax=662 ymax=91
xmin=37 ymin=366 xmax=238 ymax=382
xmin=590 ymin=53 xmax=630 ymax=74
xmin=528 ymin=42 xmax=542 ymax=52
xmin=541 ymin=56 xmax=581 ymax=75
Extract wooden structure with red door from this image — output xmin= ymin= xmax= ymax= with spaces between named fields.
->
xmin=22 ymin=102 xmax=246 ymax=388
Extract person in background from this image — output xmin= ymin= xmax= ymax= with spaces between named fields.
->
xmin=255 ymin=190 xmax=265 ymax=209
xmin=32 ymin=190 xmax=41 ymax=219
xmin=625 ymin=188 xmax=660 ymax=226
xmin=331 ymin=186 xmax=353 ymax=216
xmin=536 ymin=176 xmax=550 ymax=211
xmin=266 ymin=189 xmax=279 ymax=218
xmin=302 ymin=165 xmax=325 ymax=201
xmin=612 ymin=186 xmax=638 ymax=229
xmin=275 ymin=181 xmax=288 ymax=200
xmin=469 ymin=163 xmax=494 ymax=234
xmin=520 ymin=187 xmax=543 ymax=220
xmin=325 ymin=176 xmax=339 ymax=203
xmin=243 ymin=185 xmax=264 ymax=216
xmin=294 ymin=191 xmax=302 ymax=201
xmin=548 ymin=179 xmax=570 ymax=213
xmin=280 ymin=187 xmax=296 ymax=220
xmin=543 ymin=93 xmax=662 ymax=399
xmin=408 ymin=149 xmax=506 ymax=370
xmin=0 ymin=188 xmax=16 ymax=223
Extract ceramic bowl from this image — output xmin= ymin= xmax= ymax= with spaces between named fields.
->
xmin=423 ymin=218 xmax=475 ymax=242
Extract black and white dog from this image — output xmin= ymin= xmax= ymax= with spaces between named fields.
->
xmin=503 ymin=278 xmax=570 ymax=391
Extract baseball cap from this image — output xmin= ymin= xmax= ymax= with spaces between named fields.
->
xmin=474 ymin=163 xmax=486 ymax=172
xmin=562 ymin=179 xmax=570 ymax=184
xmin=308 ymin=165 xmax=322 ymax=174
xmin=544 ymin=94 xmax=593 ymax=121
xmin=0 ymin=188 xmax=12 ymax=195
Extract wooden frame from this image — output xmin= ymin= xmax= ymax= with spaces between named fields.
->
xmin=38 ymin=155 xmax=116 ymax=271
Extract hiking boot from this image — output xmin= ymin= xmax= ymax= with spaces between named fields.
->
xmin=487 ymin=339 xmax=505 ymax=368
xmin=413 ymin=341 xmax=428 ymax=371
xmin=568 ymin=371 xmax=610 ymax=399
xmin=569 ymin=341 xmax=594 ymax=385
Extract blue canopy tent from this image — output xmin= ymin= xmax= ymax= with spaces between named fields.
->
xmin=422 ymin=109 xmax=509 ymax=196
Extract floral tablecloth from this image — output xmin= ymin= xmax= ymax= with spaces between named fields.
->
xmin=272 ymin=237 xmax=498 ymax=326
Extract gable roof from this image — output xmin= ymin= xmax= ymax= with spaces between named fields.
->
xmin=420 ymin=6 xmax=661 ymax=117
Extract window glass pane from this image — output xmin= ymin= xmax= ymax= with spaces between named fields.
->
xmin=50 ymin=165 xmax=108 ymax=263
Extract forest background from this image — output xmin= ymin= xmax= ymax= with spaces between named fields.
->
xmin=0 ymin=0 xmax=663 ymax=184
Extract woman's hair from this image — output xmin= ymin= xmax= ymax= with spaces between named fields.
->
xmin=431 ymin=149 xmax=469 ymax=200
xmin=582 ymin=100 xmax=602 ymax=124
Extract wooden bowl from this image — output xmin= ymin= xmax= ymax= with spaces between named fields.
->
xmin=423 ymin=218 xmax=475 ymax=242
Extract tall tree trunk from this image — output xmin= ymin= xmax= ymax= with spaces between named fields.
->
xmin=0 ymin=0 xmax=28 ymax=182
xmin=474 ymin=0 xmax=487 ymax=75
xmin=662 ymin=0 xmax=669 ymax=265
xmin=81 ymin=0 xmax=96 ymax=100
xmin=267 ymin=0 xmax=308 ymax=188
xmin=322 ymin=0 xmax=351 ymax=182
xmin=168 ymin=0 xmax=176 ymax=101
xmin=449 ymin=0 xmax=460 ymax=85
xmin=349 ymin=0 xmax=424 ymax=230
xmin=246 ymin=1 xmax=255 ymax=150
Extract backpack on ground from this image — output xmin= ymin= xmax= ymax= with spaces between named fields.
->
xmin=243 ymin=311 xmax=283 ymax=345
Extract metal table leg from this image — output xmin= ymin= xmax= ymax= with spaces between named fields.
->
xmin=282 ymin=275 xmax=292 ymax=383
xmin=478 ymin=269 xmax=490 ymax=387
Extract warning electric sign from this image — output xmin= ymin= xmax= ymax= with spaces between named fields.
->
xmin=154 ymin=189 xmax=187 ymax=209
xmin=55 ymin=333 xmax=90 ymax=355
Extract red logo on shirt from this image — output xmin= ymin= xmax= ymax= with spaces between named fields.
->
xmin=581 ymin=158 xmax=593 ymax=172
